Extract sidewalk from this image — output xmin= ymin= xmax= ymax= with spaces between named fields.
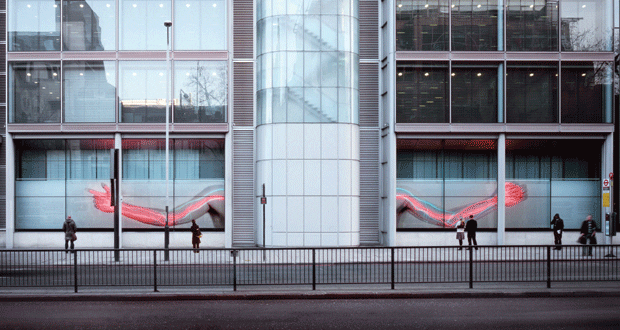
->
xmin=2 ymin=281 xmax=620 ymax=301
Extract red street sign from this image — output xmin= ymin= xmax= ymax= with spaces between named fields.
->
xmin=610 ymin=173 xmax=614 ymax=180
xmin=603 ymin=179 xmax=610 ymax=187
xmin=261 ymin=197 xmax=267 ymax=204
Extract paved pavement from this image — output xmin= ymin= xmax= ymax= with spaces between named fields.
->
xmin=2 ymin=281 xmax=620 ymax=301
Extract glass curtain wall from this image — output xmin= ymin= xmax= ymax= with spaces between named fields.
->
xmin=122 ymin=139 xmax=225 ymax=229
xmin=256 ymin=0 xmax=359 ymax=124
xmin=14 ymin=139 xmax=224 ymax=230
xmin=505 ymin=0 xmax=559 ymax=51
xmin=451 ymin=63 xmax=499 ymax=123
xmin=15 ymin=139 xmax=114 ymax=229
xmin=451 ymin=0 xmax=499 ymax=51
xmin=561 ymin=61 xmax=613 ymax=123
xmin=395 ymin=0 xmax=449 ymax=51
xmin=63 ymin=61 xmax=116 ymax=122
xmin=119 ymin=0 xmax=171 ymax=50
xmin=560 ymin=0 xmax=614 ymax=51
xmin=9 ymin=0 xmax=61 ymax=51
xmin=9 ymin=62 xmax=61 ymax=123
xmin=119 ymin=61 xmax=167 ymax=123
xmin=174 ymin=61 xmax=227 ymax=123
xmin=396 ymin=62 xmax=449 ymax=123
xmin=506 ymin=139 xmax=602 ymax=228
xmin=174 ymin=0 xmax=226 ymax=50
xmin=63 ymin=0 xmax=116 ymax=51
xmin=397 ymin=139 xmax=498 ymax=229
xmin=506 ymin=62 xmax=558 ymax=123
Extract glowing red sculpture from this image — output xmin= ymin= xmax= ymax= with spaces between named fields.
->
xmin=89 ymin=184 xmax=224 ymax=227
xmin=397 ymin=182 xmax=526 ymax=227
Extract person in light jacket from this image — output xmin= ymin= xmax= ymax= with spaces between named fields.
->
xmin=62 ymin=216 xmax=77 ymax=253
xmin=456 ymin=217 xmax=465 ymax=250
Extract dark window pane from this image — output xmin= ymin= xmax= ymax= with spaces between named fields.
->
xmin=9 ymin=62 xmax=61 ymax=123
xmin=506 ymin=62 xmax=558 ymax=123
xmin=505 ymin=0 xmax=559 ymax=51
xmin=451 ymin=0 xmax=499 ymax=51
xmin=451 ymin=63 xmax=498 ymax=123
xmin=396 ymin=0 xmax=449 ymax=51
xmin=561 ymin=62 xmax=612 ymax=123
xmin=396 ymin=62 xmax=449 ymax=123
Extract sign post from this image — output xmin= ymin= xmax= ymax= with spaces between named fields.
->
xmin=606 ymin=173 xmax=616 ymax=257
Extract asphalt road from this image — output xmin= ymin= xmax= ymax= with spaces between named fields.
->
xmin=1 ymin=297 xmax=619 ymax=329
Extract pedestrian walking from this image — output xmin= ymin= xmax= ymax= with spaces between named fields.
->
xmin=190 ymin=219 xmax=202 ymax=253
xmin=465 ymin=215 xmax=478 ymax=250
xmin=579 ymin=215 xmax=598 ymax=256
xmin=62 ymin=216 xmax=77 ymax=253
xmin=456 ymin=217 xmax=465 ymax=250
xmin=550 ymin=213 xmax=564 ymax=250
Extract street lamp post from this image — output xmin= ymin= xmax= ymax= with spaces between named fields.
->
xmin=164 ymin=20 xmax=172 ymax=261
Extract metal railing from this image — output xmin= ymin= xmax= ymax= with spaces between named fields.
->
xmin=1 ymin=245 xmax=618 ymax=292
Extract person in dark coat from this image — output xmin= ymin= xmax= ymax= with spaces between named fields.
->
xmin=579 ymin=215 xmax=598 ymax=256
xmin=550 ymin=213 xmax=564 ymax=250
xmin=465 ymin=215 xmax=478 ymax=250
xmin=62 ymin=216 xmax=77 ymax=253
xmin=190 ymin=219 xmax=201 ymax=253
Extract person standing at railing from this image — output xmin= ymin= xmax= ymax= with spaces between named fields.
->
xmin=190 ymin=219 xmax=202 ymax=253
xmin=62 ymin=215 xmax=77 ymax=253
xmin=550 ymin=213 xmax=564 ymax=250
xmin=579 ymin=215 xmax=598 ymax=256
xmin=456 ymin=217 xmax=465 ymax=250
xmin=465 ymin=215 xmax=478 ymax=250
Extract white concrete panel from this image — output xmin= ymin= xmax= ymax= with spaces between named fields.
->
xmin=396 ymin=232 xmax=499 ymax=247
xmin=338 ymin=196 xmax=352 ymax=232
xmin=288 ymin=233 xmax=304 ymax=246
xmin=351 ymin=196 xmax=360 ymax=233
xmin=287 ymin=160 xmax=304 ymax=195
xmin=351 ymin=160 xmax=360 ymax=196
xmin=351 ymin=125 xmax=360 ymax=160
xmin=321 ymin=124 xmax=339 ymax=159
xmin=272 ymin=160 xmax=287 ymax=195
xmin=321 ymin=233 xmax=338 ymax=246
xmin=256 ymin=125 xmax=272 ymax=160
xmin=338 ymin=124 xmax=352 ymax=159
xmin=272 ymin=233 xmax=287 ymax=246
xmin=272 ymin=124 xmax=287 ymax=160
xmin=351 ymin=232 xmax=359 ymax=246
xmin=304 ymin=160 xmax=321 ymax=195
xmin=286 ymin=124 xmax=304 ymax=159
xmin=304 ymin=196 xmax=321 ymax=232
xmin=321 ymin=160 xmax=339 ymax=195
xmin=304 ymin=233 xmax=321 ymax=246
xmin=321 ymin=196 xmax=339 ymax=232
xmin=287 ymin=197 xmax=304 ymax=232
xmin=272 ymin=196 xmax=287 ymax=232
xmin=256 ymin=160 xmax=273 ymax=196
xmin=304 ymin=125 xmax=321 ymax=159
xmin=339 ymin=233 xmax=352 ymax=246
xmin=338 ymin=160 xmax=352 ymax=195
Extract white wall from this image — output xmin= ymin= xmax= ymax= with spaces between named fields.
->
xmin=396 ymin=231 xmax=586 ymax=246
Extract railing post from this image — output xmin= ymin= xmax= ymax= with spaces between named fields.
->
xmin=468 ymin=246 xmax=474 ymax=289
xmin=391 ymin=247 xmax=395 ymax=290
xmin=312 ymin=248 xmax=316 ymax=291
xmin=232 ymin=250 xmax=237 ymax=292
xmin=546 ymin=246 xmax=551 ymax=289
xmin=73 ymin=250 xmax=78 ymax=293
xmin=154 ymin=250 xmax=158 ymax=292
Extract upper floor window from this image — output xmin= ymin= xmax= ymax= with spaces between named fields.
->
xmin=9 ymin=0 xmax=61 ymax=51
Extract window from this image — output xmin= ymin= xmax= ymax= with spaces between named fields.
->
xmin=505 ymin=0 xmax=559 ymax=51
xmin=119 ymin=61 xmax=167 ymax=123
xmin=396 ymin=0 xmax=449 ymax=51
xmin=9 ymin=0 xmax=61 ymax=51
xmin=119 ymin=0 xmax=171 ymax=50
xmin=64 ymin=61 xmax=116 ymax=122
xmin=9 ymin=62 xmax=61 ymax=123
xmin=506 ymin=62 xmax=558 ymax=123
xmin=396 ymin=62 xmax=449 ymax=123
xmin=451 ymin=63 xmax=499 ymax=123
xmin=561 ymin=0 xmax=614 ymax=52
xmin=451 ymin=0 xmax=499 ymax=51
xmin=561 ymin=61 xmax=613 ymax=123
xmin=174 ymin=61 xmax=227 ymax=123
xmin=63 ymin=0 xmax=116 ymax=51
xmin=174 ymin=0 xmax=226 ymax=50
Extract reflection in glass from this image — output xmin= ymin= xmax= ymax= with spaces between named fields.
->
xmin=120 ymin=0 xmax=170 ymax=50
xmin=397 ymin=139 xmax=498 ymax=229
xmin=9 ymin=0 xmax=61 ymax=51
xmin=174 ymin=61 xmax=227 ymax=123
xmin=15 ymin=139 xmax=114 ymax=229
xmin=506 ymin=139 xmax=602 ymax=228
xmin=561 ymin=61 xmax=613 ymax=123
xmin=451 ymin=63 xmax=498 ymax=123
xmin=396 ymin=0 xmax=449 ymax=51
xmin=505 ymin=0 xmax=559 ymax=51
xmin=63 ymin=0 xmax=116 ymax=50
xmin=64 ymin=61 xmax=116 ymax=122
xmin=174 ymin=0 xmax=226 ymax=50
xmin=451 ymin=0 xmax=499 ymax=51
xmin=119 ymin=61 xmax=167 ymax=123
xmin=9 ymin=62 xmax=61 ymax=123
xmin=560 ymin=0 xmax=613 ymax=51
xmin=396 ymin=62 xmax=448 ymax=123
xmin=506 ymin=62 xmax=558 ymax=123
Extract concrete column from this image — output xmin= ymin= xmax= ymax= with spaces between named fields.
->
xmin=6 ymin=133 xmax=14 ymax=249
xmin=497 ymin=134 xmax=506 ymax=245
